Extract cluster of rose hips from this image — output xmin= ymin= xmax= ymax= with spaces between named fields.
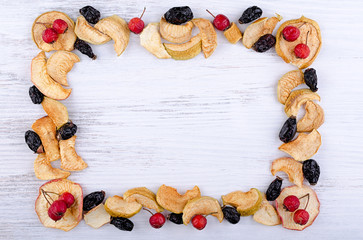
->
xmin=283 ymin=194 xmax=310 ymax=225
xmin=40 ymin=19 xmax=69 ymax=44
xmin=42 ymin=189 xmax=75 ymax=221
xmin=282 ymin=26 xmax=310 ymax=59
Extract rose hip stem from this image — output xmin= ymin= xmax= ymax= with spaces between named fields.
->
xmin=143 ymin=208 xmax=154 ymax=215
xmin=35 ymin=22 xmax=52 ymax=28
xmin=140 ymin=7 xmax=146 ymax=19
xmin=41 ymin=189 xmax=53 ymax=205
xmin=306 ymin=31 xmax=310 ymax=44
xmin=205 ymin=9 xmax=216 ymax=18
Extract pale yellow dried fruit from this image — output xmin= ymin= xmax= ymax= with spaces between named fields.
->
xmin=222 ymin=188 xmax=262 ymax=216
xmin=279 ymin=129 xmax=322 ymax=161
xmin=34 ymin=153 xmax=70 ymax=180
xmin=84 ymin=204 xmax=111 ymax=229
xmin=74 ymin=16 xmax=111 ymax=45
xmin=277 ymin=70 xmax=304 ymax=104
xmin=224 ymin=22 xmax=242 ymax=44
xmin=104 ymin=195 xmax=142 ymax=218
xmin=94 ymin=15 xmax=130 ymax=56
xmin=140 ymin=23 xmax=171 ymax=59
xmin=297 ymin=101 xmax=325 ymax=132
xmin=253 ymin=194 xmax=281 ymax=226
xmin=182 ymin=196 xmax=223 ymax=225
xmin=159 ymin=17 xmax=193 ymax=43
xmin=46 ymin=51 xmax=80 ymax=86
xmin=123 ymin=187 xmax=163 ymax=212
xmin=59 ymin=136 xmax=87 ymax=171
xmin=192 ymin=18 xmax=217 ymax=58
xmin=41 ymin=97 xmax=69 ymax=129
xmin=284 ymin=89 xmax=320 ymax=117
xmin=164 ymin=34 xmax=202 ymax=60
xmin=271 ymin=157 xmax=304 ymax=187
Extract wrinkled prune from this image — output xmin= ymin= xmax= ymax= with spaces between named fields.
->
xmin=74 ymin=38 xmax=97 ymax=60
xmin=83 ymin=190 xmax=105 ymax=211
xmin=168 ymin=213 xmax=183 ymax=224
xmin=110 ymin=217 xmax=134 ymax=231
xmin=253 ymin=34 xmax=276 ymax=52
xmin=279 ymin=116 xmax=297 ymax=143
xmin=80 ymin=6 xmax=101 ymax=24
xmin=57 ymin=121 xmax=77 ymax=141
xmin=29 ymin=85 xmax=44 ymax=104
xmin=266 ymin=176 xmax=283 ymax=201
xmin=238 ymin=6 xmax=263 ymax=24
xmin=303 ymin=159 xmax=320 ymax=185
xmin=25 ymin=130 xmax=43 ymax=153
xmin=222 ymin=206 xmax=240 ymax=224
xmin=164 ymin=6 xmax=193 ymax=25
xmin=304 ymin=68 xmax=318 ymax=92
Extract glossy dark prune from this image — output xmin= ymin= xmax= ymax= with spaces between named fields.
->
xmin=80 ymin=6 xmax=101 ymax=24
xmin=110 ymin=217 xmax=134 ymax=231
xmin=304 ymin=68 xmax=318 ymax=92
xmin=83 ymin=190 xmax=105 ymax=211
xmin=279 ymin=116 xmax=297 ymax=143
xmin=167 ymin=213 xmax=183 ymax=224
xmin=238 ymin=6 xmax=263 ymax=24
xmin=74 ymin=39 xmax=97 ymax=60
xmin=29 ymin=85 xmax=44 ymax=104
xmin=57 ymin=122 xmax=77 ymax=141
xmin=266 ymin=176 xmax=283 ymax=201
xmin=164 ymin=6 xmax=193 ymax=25
xmin=303 ymin=159 xmax=320 ymax=185
xmin=253 ymin=34 xmax=276 ymax=52
xmin=222 ymin=206 xmax=240 ymax=224
xmin=25 ymin=130 xmax=43 ymax=153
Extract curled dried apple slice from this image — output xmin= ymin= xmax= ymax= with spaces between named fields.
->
xmin=41 ymin=97 xmax=69 ymax=129
xmin=253 ymin=194 xmax=281 ymax=226
xmin=84 ymin=204 xmax=111 ymax=229
xmin=59 ymin=136 xmax=87 ymax=171
xmin=271 ymin=157 xmax=303 ymax=187
xmin=182 ymin=196 xmax=223 ymax=225
xmin=222 ymin=188 xmax=262 ymax=216
xmin=297 ymin=101 xmax=324 ymax=132
xmin=279 ymin=129 xmax=321 ymax=161
xmin=46 ymin=51 xmax=80 ymax=86
xmin=34 ymin=153 xmax=70 ymax=180
xmin=164 ymin=34 xmax=202 ymax=60
xmin=192 ymin=18 xmax=217 ymax=58
xmin=104 ymin=195 xmax=142 ymax=218
xmin=123 ymin=187 xmax=163 ymax=212
xmin=284 ymin=89 xmax=320 ymax=117
xmin=277 ymin=70 xmax=304 ymax=104
xmin=156 ymin=185 xmax=201 ymax=214
xmin=140 ymin=23 xmax=171 ymax=59
xmin=224 ymin=22 xmax=242 ymax=44
xmin=74 ymin=16 xmax=111 ymax=45
xmin=160 ymin=17 xmax=194 ymax=43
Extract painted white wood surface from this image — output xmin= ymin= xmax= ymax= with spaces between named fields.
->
xmin=0 ymin=0 xmax=362 ymax=239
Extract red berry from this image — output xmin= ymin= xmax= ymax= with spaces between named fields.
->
xmin=129 ymin=18 xmax=145 ymax=34
xmin=149 ymin=213 xmax=166 ymax=229
xmin=283 ymin=195 xmax=300 ymax=212
xmin=294 ymin=43 xmax=310 ymax=59
xmin=48 ymin=200 xmax=67 ymax=221
xmin=282 ymin=26 xmax=300 ymax=42
xmin=53 ymin=19 xmax=68 ymax=34
xmin=58 ymin=192 xmax=75 ymax=208
xmin=42 ymin=28 xmax=58 ymax=43
xmin=191 ymin=215 xmax=207 ymax=230
xmin=206 ymin=10 xmax=230 ymax=31
xmin=293 ymin=209 xmax=310 ymax=225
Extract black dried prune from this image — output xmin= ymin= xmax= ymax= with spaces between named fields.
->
xmin=57 ymin=121 xmax=77 ymax=141
xmin=83 ymin=190 xmax=105 ymax=211
xmin=25 ymin=130 xmax=43 ymax=153
xmin=279 ymin=116 xmax=297 ymax=143
xmin=266 ymin=176 xmax=283 ymax=201
xmin=164 ymin=6 xmax=193 ymax=25
xmin=304 ymin=68 xmax=318 ymax=92
xmin=111 ymin=217 xmax=134 ymax=231
xmin=303 ymin=159 xmax=320 ymax=185
xmin=80 ymin=6 xmax=101 ymax=24
xmin=253 ymin=34 xmax=276 ymax=52
xmin=74 ymin=39 xmax=97 ymax=60
xmin=222 ymin=206 xmax=240 ymax=224
xmin=239 ymin=6 xmax=263 ymax=24
xmin=168 ymin=213 xmax=183 ymax=224
xmin=29 ymin=85 xmax=44 ymax=104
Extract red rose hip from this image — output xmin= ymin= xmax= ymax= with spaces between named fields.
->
xmin=58 ymin=192 xmax=75 ymax=208
xmin=294 ymin=43 xmax=310 ymax=59
xmin=206 ymin=10 xmax=230 ymax=31
xmin=53 ymin=19 xmax=68 ymax=34
xmin=283 ymin=195 xmax=300 ymax=212
xmin=191 ymin=215 xmax=207 ymax=230
xmin=282 ymin=26 xmax=300 ymax=42
xmin=42 ymin=28 xmax=58 ymax=43
xmin=149 ymin=213 xmax=166 ymax=229
xmin=129 ymin=7 xmax=146 ymax=34
xmin=48 ymin=200 xmax=67 ymax=221
xmin=293 ymin=209 xmax=310 ymax=225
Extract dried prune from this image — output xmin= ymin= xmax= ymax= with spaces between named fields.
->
xmin=164 ymin=6 xmax=193 ymax=25
xmin=110 ymin=217 xmax=134 ymax=231
xmin=253 ymin=34 xmax=276 ymax=52
xmin=266 ymin=176 xmax=283 ymax=201
xmin=168 ymin=213 xmax=183 ymax=224
xmin=222 ymin=206 xmax=240 ymax=224
xmin=80 ymin=6 xmax=101 ymax=24
xmin=303 ymin=159 xmax=320 ymax=185
xmin=83 ymin=190 xmax=105 ymax=211
xmin=279 ymin=116 xmax=297 ymax=143
xmin=25 ymin=130 xmax=43 ymax=153
xmin=238 ymin=6 xmax=263 ymax=24
xmin=74 ymin=38 xmax=97 ymax=60
xmin=29 ymin=85 xmax=44 ymax=104
xmin=304 ymin=68 xmax=318 ymax=92
xmin=57 ymin=121 xmax=77 ymax=141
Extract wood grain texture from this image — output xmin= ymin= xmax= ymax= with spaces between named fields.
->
xmin=1 ymin=0 xmax=363 ymax=239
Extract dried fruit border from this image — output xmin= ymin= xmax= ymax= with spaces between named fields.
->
xmin=26 ymin=6 xmax=323 ymax=232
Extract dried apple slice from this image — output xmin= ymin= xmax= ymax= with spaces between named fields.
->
xmin=159 ymin=17 xmax=194 ymax=43
xmin=277 ymin=70 xmax=304 ymax=104
xmin=123 ymin=187 xmax=163 ymax=212
xmin=59 ymin=135 xmax=87 ymax=171
xmin=164 ymin=34 xmax=202 ymax=60
xmin=94 ymin=15 xmax=130 ymax=56
xmin=140 ymin=23 xmax=171 ymax=59
xmin=253 ymin=194 xmax=281 ymax=226
xmin=32 ymin=11 xmax=76 ymax=52
xmin=224 ymin=22 xmax=242 ymax=44
xmin=31 ymin=51 xmax=72 ymax=100
xmin=35 ymin=179 xmax=83 ymax=231
xmin=34 ymin=153 xmax=70 ymax=180
xmin=156 ymin=185 xmax=201 ymax=214
xmin=41 ymin=97 xmax=69 ymax=129
xmin=32 ymin=116 xmax=60 ymax=162
xmin=297 ymin=101 xmax=324 ymax=132
xmin=84 ymin=204 xmax=111 ymax=229
xmin=284 ymin=89 xmax=320 ymax=117
xmin=271 ymin=157 xmax=303 ymax=187
xmin=279 ymin=129 xmax=322 ymax=161
xmin=276 ymin=185 xmax=320 ymax=230
xmin=74 ymin=16 xmax=111 ymax=45
xmin=46 ymin=51 xmax=80 ymax=86
xmin=222 ymin=188 xmax=262 ymax=216
xmin=192 ymin=18 xmax=217 ymax=58
xmin=182 ymin=196 xmax=223 ymax=225
xmin=104 ymin=195 xmax=142 ymax=218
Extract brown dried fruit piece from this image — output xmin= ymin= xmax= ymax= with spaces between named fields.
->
xmin=46 ymin=51 xmax=80 ymax=86
xmin=164 ymin=34 xmax=202 ymax=60
xmin=284 ymin=89 xmax=320 ymax=117
xmin=271 ymin=157 xmax=303 ymax=187
xmin=159 ymin=17 xmax=194 ymax=43
xmin=279 ymin=129 xmax=322 ymax=161
xmin=277 ymin=70 xmax=304 ymax=104
xmin=123 ymin=187 xmax=163 ymax=212
xmin=74 ymin=15 xmax=111 ymax=45
xmin=41 ymin=97 xmax=69 ymax=129
xmin=59 ymin=135 xmax=87 ymax=171
xmin=222 ymin=188 xmax=262 ymax=216
xmin=276 ymin=16 xmax=322 ymax=69
xmin=84 ymin=204 xmax=111 ymax=229
xmin=182 ymin=196 xmax=223 ymax=225
xmin=224 ymin=22 xmax=243 ymax=44
xmin=104 ymin=195 xmax=142 ymax=218
xmin=34 ymin=153 xmax=70 ymax=180
xmin=253 ymin=193 xmax=281 ymax=226
xmin=192 ymin=18 xmax=217 ymax=58
xmin=297 ymin=101 xmax=325 ymax=132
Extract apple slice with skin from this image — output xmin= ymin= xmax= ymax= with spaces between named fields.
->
xmin=164 ymin=34 xmax=202 ymax=60
xmin=41 ymin=97 xmax=69 ymax=129
xmin=31 ymin=51 xmax=72 ymax=100
xmin=59 ymin=136 xmax=87 ymax=171
xmin=271 ymin=157 xmax=304 ymax=187
xmin=222 ymin=188 xmax=262 ymax=216
xmin=46 ymin=51 xmax=80 ymax=86
xmin=34 ymin=153 xmax=70 ymax=180
xmin=104 ymin=195 xmax=142 ymax=218
xmin=123 ymin=187 xmax=163 ymax=212
xmin=253 ymin=193 xmax=281 ymax=226
xmin=182 ymin=196 xmax=223 ymax=225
